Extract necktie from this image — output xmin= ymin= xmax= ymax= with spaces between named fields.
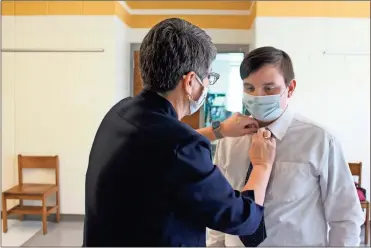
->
xmin=239 ymin=162 xmax=267 ymax=247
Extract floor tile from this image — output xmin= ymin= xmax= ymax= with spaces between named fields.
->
xmin=22 ymin=221 xmax=83 ymax=247
xmin=1 ymin=220 xmax=42 ymax=247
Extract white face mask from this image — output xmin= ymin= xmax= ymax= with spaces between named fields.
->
xmin=242 ymin=90 xmax=286 ymax=122
xmin=188 ymin=77 xmax=209 ymax=115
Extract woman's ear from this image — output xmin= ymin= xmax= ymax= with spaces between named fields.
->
xmin=183 ymin=72 xmax=196 ymax=96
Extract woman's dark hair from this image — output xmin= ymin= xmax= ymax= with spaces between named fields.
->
xmin=140 ymin=18 xmax=217 ymax=93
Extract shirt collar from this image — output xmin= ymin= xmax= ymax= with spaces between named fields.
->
xmin=266 ymin=105 xmax=295 ymax=141
xmin=139 ymin=89 xmax=178 ymax=119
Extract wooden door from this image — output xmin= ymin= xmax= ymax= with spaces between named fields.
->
xmin=133 ymin=51 xmax=143 ymax=97
xmin=133 ymin=51 xmax=200 ymax=129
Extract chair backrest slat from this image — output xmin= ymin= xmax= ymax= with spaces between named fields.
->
xmin=348 ymin=162 xmax=362 ymax=185
xmin=18 ymin=154 xmax=59 ymax=185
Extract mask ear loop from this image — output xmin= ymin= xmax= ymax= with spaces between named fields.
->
xmin=280 ymin=87 xmax=289 ymax=97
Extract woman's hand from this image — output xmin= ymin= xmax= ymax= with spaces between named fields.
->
xmin=249 ymin=128 xmax=276 ymax=170
xmin=221 ymin=113 xmax=259 ymax=137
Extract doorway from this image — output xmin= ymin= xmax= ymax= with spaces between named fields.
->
xmin=130 ymin=44 xmax=249 ymax=129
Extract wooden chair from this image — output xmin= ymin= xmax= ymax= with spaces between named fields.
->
xmin=349 ymin=162 xmax=369 ymax=244
xmin=2 ymin=155 xmax=60 ymax=235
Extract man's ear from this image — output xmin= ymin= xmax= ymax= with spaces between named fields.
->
xmin=288 ymin=79 xmax=296 ymax=98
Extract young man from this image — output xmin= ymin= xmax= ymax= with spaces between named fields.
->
xmin=207 ymin=46 xmax=364 ymax=246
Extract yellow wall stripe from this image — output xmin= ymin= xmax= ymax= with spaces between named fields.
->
xmin=1 ymin=1 xmax=117 ymax=16
xmin=1 ymin=1 xmax=15 ymax=15
xmin=48 ymin=1 xmax=84 ymax=15
xmin=125 ymin=1 xmax=253 ymax=10
xmin=2 ymin=1 xmax=254 ymax=30
xmin=126 ymin=14 xmax=252 ymax=29
xmin=115 ymin=1 xmax=132 ymax=26
xmin=2 ymin=1 xmax=369 ymax=30
xmin=256 ymin=1 xmax=370 ymax=18
xmin=9 ymin=1 xmax=48 ymax=16
xmin=82 ymin=1 xmax=115 ymax=15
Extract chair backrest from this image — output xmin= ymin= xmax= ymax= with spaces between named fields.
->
xmin=348 ymin=162 xmax=362 ymax=185
xmin=17 ymin=154 xmax=59 ymax=186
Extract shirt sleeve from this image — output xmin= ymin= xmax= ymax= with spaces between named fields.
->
xmin=319 ymin=136 xmax=365 ymax=246
xmin=207 ymin=140 xmax=227 ymax=247
xmin=168 ymin=136 xmax=264 ymax=236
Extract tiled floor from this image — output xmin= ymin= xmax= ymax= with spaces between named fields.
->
xmin=22 ymin=221 xmax=83 ymax=247
xmin=1 ymin=219 xmax=370 ymax=246
xmin=1 ymin=220 xmax=43 ymax=246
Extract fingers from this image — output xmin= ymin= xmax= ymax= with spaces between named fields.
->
xmin=271 ymin=136 xmax=277 ymax=146
xmin=249 ymin=127 xmax=268 ymax=137
xmin=256 ymin=128 xmax=273 ymax=140
xmin=263 ymin=129 xmax=272 ymax=139
xmin=244 ymin=127 xmax=259 ymax=135
xmin=246 ymin=126 xmax=274 ymax=141
xmin=245 ymin=123 xmax=259 ymax=129
xmin=257 ymin=128 xmax=265 ymax=136
xmin=238 ymin=115 xmax=259 ymax=127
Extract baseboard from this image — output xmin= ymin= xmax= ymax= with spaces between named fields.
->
xmin=1 ymin=212 xmax=85 ymax=222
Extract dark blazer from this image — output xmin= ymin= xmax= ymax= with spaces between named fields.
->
xmin=83 ymin=90 xmax=264 ymax=247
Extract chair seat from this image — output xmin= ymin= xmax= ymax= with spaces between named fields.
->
xmin=3 ymin=183 xmax=57 ymax=196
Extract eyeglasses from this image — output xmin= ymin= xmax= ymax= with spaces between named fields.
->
xmin=205 ymin=72 xmax=220 ymax=85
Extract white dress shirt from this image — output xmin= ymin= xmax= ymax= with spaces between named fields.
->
xmin=207 ymin=106 xmax=364 ymax=246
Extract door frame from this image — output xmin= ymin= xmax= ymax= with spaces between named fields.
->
xmin=129 ymin=43 xmax=250 ymax=127
xmin=129 ymin=43 xmax=142 ymax=97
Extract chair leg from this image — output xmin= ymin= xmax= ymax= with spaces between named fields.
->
xmin=365 ymin=203 xmax=369 ymax=245
xmin=56 ymin=190 xmax=60 ymax=223
xmin=2 ymin=194 xmax=8 ymax=233
xmin=19 ymin=200 xmax=24 ymax=221
xmin=42 ymin=198 xmax=47 ymax=235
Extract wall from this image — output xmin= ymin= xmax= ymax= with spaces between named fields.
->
xmin=254 ymin=15 xmax=371 ymax=202
xmin=1 ymin=3 xmax=252 ymax=214
xmin=1 ymin=15 xmax=131 ymax=214
xmin=115 ymin=17 xmax=131 ymax=99
xmin=3 ymin=1 xmax=369 ymax=216
xmin=128 ymin=28 xmax=252 ymax=45
xmin=2 ymin=15 xmax=17 ymax=210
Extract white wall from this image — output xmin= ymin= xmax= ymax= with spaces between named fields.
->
xmin=249 ymin=20 xmax=256 ymax=50
xmin=255 ymin=17 xmax=370 ymax=201
xmin=1 ymin=14 xmax=251 ymax=214
xmin=2 ymin=15 xmax=17 ymax=210
xmin=2 ymin=16 xmax=130 ymax=214
xmin=114 ymin=17 xmax=131 ymax=100
xmin=128 ymin=28 xmax=253 ymax=45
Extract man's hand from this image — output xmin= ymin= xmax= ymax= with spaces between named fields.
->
xmin=221 ymin=113 xmax=259 ymax=137
xmin=249 ymin=128 xmax=276 ymax=170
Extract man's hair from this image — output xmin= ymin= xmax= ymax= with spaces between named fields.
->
xmin=139 ymin=18 xmax=217 ymax=93
xmin=240 ymin=46 xmax=295 ymax=86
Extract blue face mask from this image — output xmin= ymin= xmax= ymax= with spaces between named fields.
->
xmin=242 ymin=92 xmax=285 ymax=122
